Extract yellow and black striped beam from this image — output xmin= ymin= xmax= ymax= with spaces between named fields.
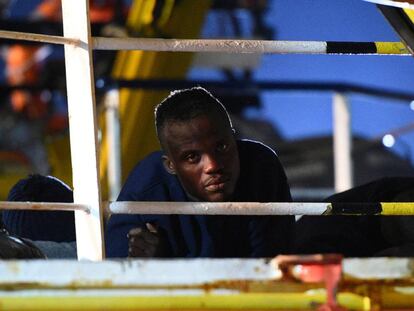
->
xmin=377 ymin=3 xmax=414 ymax=54
xmin=325 ymin=202 xmax=414 ymax=215
xmin=325 ymin=41 xmax=408 ymax=54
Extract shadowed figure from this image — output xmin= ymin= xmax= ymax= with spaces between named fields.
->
xmin=293 ymin=177 xmax=414 ymax=257
xmin=3 ymin=174 xmax=75 ymax=242
xmin=1 ymin=174 xmax=77 ymax=259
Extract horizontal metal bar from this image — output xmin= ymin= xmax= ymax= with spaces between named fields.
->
xmin=0 ymin=29 xmax=409 ymax=56
xmin=1 ymin=258 xmax=413 ymax=310
xmin=0 ymin=291 xmax=372 ymax=310
xmin=99 ymin=78 xmax=414 ymax=103
xmin=109 ymin=201 xmax=329 ymax=215
xmin=0 ymin=29 xmax=79 ymax=46
xmin=0 ymin=258 xmax=413 ymax=287
xmin=0 ymin=259 xmax=279 ymax=286
xmin=4 ymin=79 xmax=414 ymax=103
xmin=0 ymin=201 xmax=89 ymax=213
xmin=93 ymin=37 xmax=410 ymax=55
xmin=93 ymin=37 xmax=326 ymax=53
xmin=1 ymin=201 xmax=414 ymax=216
xmin=108 ymin=201 xmax=414 ymax=216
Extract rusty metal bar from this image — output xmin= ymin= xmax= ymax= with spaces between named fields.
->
xmin=0 ymin=201 xmax=89 ymax=212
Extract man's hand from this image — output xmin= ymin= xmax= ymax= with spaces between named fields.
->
xmin=127 ymin=223 xmax=168 ymax=258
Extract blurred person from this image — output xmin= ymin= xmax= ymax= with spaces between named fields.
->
xmin=293 ymin=177 xmax=414 ymax=257
xmin=3 ymin=0 xmax=128 ymax=173
xmin=4 ymin=174 xmax=75 ymax=242
xmin=2 ymin=174 xmax=77 ymax=258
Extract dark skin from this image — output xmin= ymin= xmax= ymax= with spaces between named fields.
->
xmin=128 ymin=112 xmax=240 ymax=257
xmin=128 ymin=223 xmax=168 ymax=257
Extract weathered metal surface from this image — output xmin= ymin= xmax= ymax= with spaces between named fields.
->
xmin=0 ymin=29 xmax=79 ymax=45
xmin=343 ymin=258 xmax=414 ymax=280
xmin=0 ymin=258 xmax=413 ymax=309
xmin=0 ymin=201 xmax=89 ymax=212
xmin=109 ymin=201 xmax=330 ymax=215
xmin=109 ymin=201 xmax=414 ymax=216
xmin=93 ymin=37 xmax=411 ymax=55
xmin=0 ymin=259 xmax=281 ymax=288
xmin=2 ymin=201 xmax=414 ymax=217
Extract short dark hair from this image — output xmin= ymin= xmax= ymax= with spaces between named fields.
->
xmin=154 ymin=87 xmax=233 ymax=144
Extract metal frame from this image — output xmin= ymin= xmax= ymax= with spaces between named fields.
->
xmin=0 ymin=1 xmax=414 ymax=309
xmin=61 ymin=0 xmax=105 ymax=260
xmin=0 ymin=0 xmax=411 ymax=258
xmin=0 ymin=258 xmax=413 ymax=310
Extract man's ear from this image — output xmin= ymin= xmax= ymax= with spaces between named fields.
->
xmin=162 ymin=155 xmax=176 ymax=174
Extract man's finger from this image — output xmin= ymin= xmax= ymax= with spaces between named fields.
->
xmin=129 ymin=234 xmax=158 ymax=246
xmin=128 ymin=227 xmax=143 ymax=237
xmin=146 ymin=223 xmax=158 ymax=233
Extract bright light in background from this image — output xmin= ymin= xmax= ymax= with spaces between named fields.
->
xmin=410 ymin=101 xmax=414 ymax=111
xmin=382 ymin=134 xmax=395 ymax=148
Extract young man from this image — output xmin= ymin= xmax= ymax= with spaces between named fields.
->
xmin=105 ymin=87 xmax=293 ymax=258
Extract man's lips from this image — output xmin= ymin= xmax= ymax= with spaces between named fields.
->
xmin=205 ymin=178 xmax=230 ymax=192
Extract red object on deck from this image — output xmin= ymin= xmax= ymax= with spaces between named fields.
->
xmin=276 ymin=254 xmax=346 ymax=311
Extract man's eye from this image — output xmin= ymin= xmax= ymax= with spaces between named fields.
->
xmin=217 ymin=143 xmax=229 ymax=152
xmin=185 ymin=153 xmax=199 ymax=163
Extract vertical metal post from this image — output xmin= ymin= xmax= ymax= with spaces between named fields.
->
xmin=333 ymin=92 xmax=353 ymax=192
xmin=62 ymin=0 xmax=105 ymax=260
xmin=105 ymin=89 xmax=122 ymax=201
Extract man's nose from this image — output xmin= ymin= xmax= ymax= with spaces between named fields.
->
xmin=203 ymin=154 xmax=223 ymax=173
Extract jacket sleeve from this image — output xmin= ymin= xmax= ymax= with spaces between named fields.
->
xmin=105 ymin=214 xmax=144 ymax=258
xmin=105 ymin=152 xmax=182 ymax=258
xmin=105 ymin=157 xmax=154 ymax=258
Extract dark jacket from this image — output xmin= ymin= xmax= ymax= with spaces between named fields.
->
xmin=293 ymin=177 xmax=414 ymax=257
xmin=106 ymin=140 xmax=294 ymax=258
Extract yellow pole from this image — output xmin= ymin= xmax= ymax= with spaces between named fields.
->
xmin=0 ymin=292 xmax=370 ymax=310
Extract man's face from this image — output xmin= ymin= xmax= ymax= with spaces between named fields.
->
xmin=161 ymin=113 xmax=240 ymax=202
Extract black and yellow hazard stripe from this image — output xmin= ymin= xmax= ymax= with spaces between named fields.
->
xmin=377 ymin=4 xmax=414 ymax=54
xmin=326 ymin=41 xmax=409 ymax=54
xmin=325 ymin=202 xmax=414 ymax=215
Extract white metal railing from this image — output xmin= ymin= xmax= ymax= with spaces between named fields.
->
xmin=0 ymin=29 xmax=411 ymax=55
xmin=333 ymin=92 xmax=354 ymax=192
xmin=104 ymin=89 xmax=122 ymax=201
xmin=62 ymin=0 xmax=104 ymax=260
xmin=2 ymin=201 xmax=414 ymax=216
